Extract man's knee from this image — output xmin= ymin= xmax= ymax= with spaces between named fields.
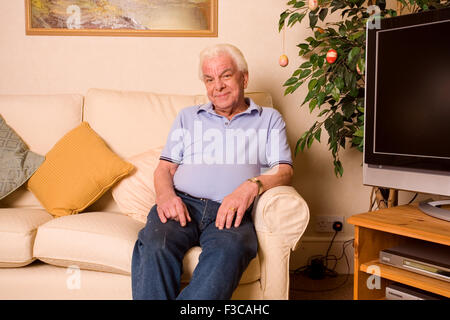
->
xmin=212 ymin=232 xmax=257 ymax=262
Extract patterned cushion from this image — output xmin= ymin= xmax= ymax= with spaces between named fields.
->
xmin=0 ymin=115 xmax=45 ymax=200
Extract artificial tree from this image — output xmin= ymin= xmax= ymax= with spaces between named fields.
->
xmin=279 ymin=0 xmax=449 ymax=179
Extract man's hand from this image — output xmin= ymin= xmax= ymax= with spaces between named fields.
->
xmin=154 ymin=160 xmax=191 ymax=227
xmin=215 ymin=180 xmax=259 ymax=230
xmin=156 ymin=192 xmax=191 ymax=227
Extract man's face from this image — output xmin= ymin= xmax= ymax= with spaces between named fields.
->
xmin=202 ymin=53 xmax=248 ymax=113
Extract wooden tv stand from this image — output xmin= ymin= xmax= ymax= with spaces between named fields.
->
xmin=347 ymin=204 xmax=450 ymax=300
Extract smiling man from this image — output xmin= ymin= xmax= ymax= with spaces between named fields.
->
xmin=131 ymin=44 xmax=293 ymax=300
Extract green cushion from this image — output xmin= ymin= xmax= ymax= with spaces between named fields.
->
xmin=0 ymin=115 xmax=45 ymax=200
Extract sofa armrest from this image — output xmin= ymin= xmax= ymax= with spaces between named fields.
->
xmin=251 ymin=185 xmax=310 ymax=299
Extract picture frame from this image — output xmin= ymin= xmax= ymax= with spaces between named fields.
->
xmin=25 ymin=0 xmax=218 ymax=37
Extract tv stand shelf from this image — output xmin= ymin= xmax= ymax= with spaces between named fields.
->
xmin=348 ymin=204 xmax=450 ymax=300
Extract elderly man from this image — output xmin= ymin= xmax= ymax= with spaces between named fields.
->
xmin=131 ymin=44 xmax=293 ymax=300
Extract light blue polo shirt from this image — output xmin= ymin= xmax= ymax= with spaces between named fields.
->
xmin=160 ymin=98 xmax=292 ymax=202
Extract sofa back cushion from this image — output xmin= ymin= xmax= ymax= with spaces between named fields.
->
xmin=83 ymin=88 xmax=273 ymax=212
xmin=0 ymin=94 xmax=83 ymax=208
xmin=83 ymin=88 xmax=273 ymax=158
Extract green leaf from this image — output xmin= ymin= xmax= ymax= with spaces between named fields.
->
xmin=308 ymin=79 xmax=318 ymax=91
xmin=319 ymin=8 xmax=329 ymax=21
xmin=354 ymin=127 xmax=364 ymax=137
xmin=316 ymin=76 xmax=326 ymax=88
xmin=300 ymin=137 xmax=307 ymax=152
xmin=331 ymin=87 xmax=341 ymax=102
xmin=317 ymin=55 xmax=325 ymax=68
xmin=325 ymin=82 xmax=334 ymax=94
xmin=301 ymin=90 xmax=315 ymax=105
xmin=307 ymin=134 xmax=314 ymax=148
xmin=283 ymin=77 xmax=298 ymax=86
xmin=342 ymin=103 xmax=356 ymax=118
xmin=347 ymin=47 xmax=360 ymax=65
xmin=299 ymin=69 xmax=312 ymax=79
xmin=357 ymin=57 xmax=365 ymax=74
xmin=310 ymin=53 xmax=319 ymax=65
xmin=309 ymin=12 xmax=318 ymax=29
xmin=312 ymin=69 xmax=324 ymax=78
xmin=349 ymin=30 xmax=364 ymax=41
xmin=284 ymin=86 xmax=294 ymax=95
xmin=318 ymin=108 xmax=330 ymax=117
xmin=298 ymin=43 xmax=309 ymax=50
xmin=309 ymin=98 xmax=318 ymax=113
xmin=314 ymin=127 xmax=322 ymax=142
xmin=334 ymin=77 xmax=345 ymax=90
xmin=278 ymin=10 xmax=290 ymax=31
xmin=334 ymin=160 xmax=344 ymax=177
xmin=317 ymin=91 xmax=326 ymax=106
xmin=293 ymin=1 xmax=306 ymax=8
xmin=300 ymin=61 xmax=312 ymax=68
xmin=288 ymin=12 xmax=305 ymax=27
xmin=284 ymin=81 xmax=303 ymax=95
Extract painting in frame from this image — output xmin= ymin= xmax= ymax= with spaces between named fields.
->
xmin=25 ymin=0 xmax=218 ymax=37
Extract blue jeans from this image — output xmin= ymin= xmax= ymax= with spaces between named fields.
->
xmin=131 ymin=190 xmax=258 ymax=300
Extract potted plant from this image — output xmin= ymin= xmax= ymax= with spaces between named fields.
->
xmin=279 ymin=0 xmax=449 ymax=177
xmin=279 ymin=0 xmax=450 ymax=208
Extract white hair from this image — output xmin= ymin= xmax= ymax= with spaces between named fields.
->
xmin=198 ymin=43 xmax=248 ymax=80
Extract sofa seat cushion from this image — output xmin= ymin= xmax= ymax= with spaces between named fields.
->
xmin=33 ymin=211 xmax=142 ymax=275
xmin=0 ymin=208 xmax=53 ymax=267
xmin=33 ymin=211 xmax=260 ymax=284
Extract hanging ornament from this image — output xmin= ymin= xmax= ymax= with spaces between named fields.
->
xmin=279 ymin=24 xmax=289 ymax=67
xmin=279 ymin=54 xmax=289 ymax=67
xmin=326 ymin=49 xmax=337 ymax=64
xmin=308 ymin=0 xmax=318 ymax=11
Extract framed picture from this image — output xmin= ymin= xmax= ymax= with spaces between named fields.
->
xmin=25 ymin=0 xmax=218 ymax=37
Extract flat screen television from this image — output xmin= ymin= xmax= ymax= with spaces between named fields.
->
xmin=363 ymin=7 xmax=450 ymax=221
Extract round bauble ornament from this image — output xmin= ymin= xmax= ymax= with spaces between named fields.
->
xmin=326 ymin=49 xmax=337 ymax=64
xmin=308 ymin=0 xmax=318 ymax=11
xmin=279 ymin=54 xmax=289 ymax=67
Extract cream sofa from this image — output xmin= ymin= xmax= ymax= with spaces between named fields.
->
xmin=0 ymin=88 xmax=309 ymax=300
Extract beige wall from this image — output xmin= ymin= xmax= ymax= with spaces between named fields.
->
xmin=0 ymin=0 xmax=389 ymax=272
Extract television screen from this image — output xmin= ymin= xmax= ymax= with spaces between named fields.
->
xmin=375 ymin=21 xmax=450 ymax=161
xmin=364 ymin=8 xmax=450 ymax=198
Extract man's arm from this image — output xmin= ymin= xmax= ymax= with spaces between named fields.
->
xmin=215 ymin=164 xmax=293 ymax=230
xmin=154 ymin=160 xmax=191 ymax=227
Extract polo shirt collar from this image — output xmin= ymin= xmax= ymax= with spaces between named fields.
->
xmin=197 ymin=97 xmax=262 ymax=116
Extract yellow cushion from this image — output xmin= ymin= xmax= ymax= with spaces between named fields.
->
xmin=28 ymin=122 xmax=133 ymax=217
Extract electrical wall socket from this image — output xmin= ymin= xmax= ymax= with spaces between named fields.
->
xmin=315 ymin=216 xmax=345 ymax=233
